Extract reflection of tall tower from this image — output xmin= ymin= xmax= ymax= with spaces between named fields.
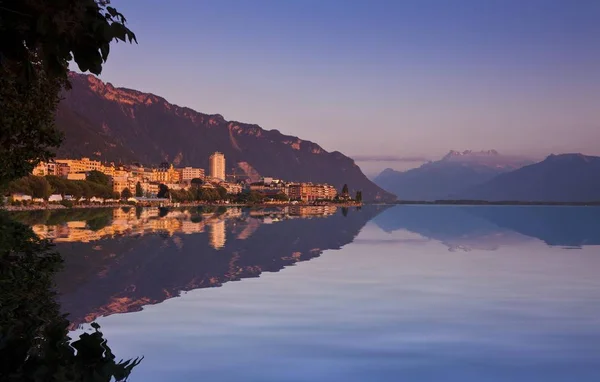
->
xmin=209 ymin=152 xmax=226 ymax=180
xmin=208 ymin=220 xmax=226 ymax=250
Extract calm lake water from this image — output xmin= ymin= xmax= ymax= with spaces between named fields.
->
xmin=14 ymin=205 xmax=600 ymax=381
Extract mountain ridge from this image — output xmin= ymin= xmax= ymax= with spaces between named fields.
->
xmin=458 ymin=153 xmax=600 ymax=202
xmin=55 ymin=72 xmax=395 ymax=201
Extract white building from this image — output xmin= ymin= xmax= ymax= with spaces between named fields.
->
xmin=48 ymin=194 xmax=63 ymax=202
xmin=180 ymin=167 xmax=205 ymax=181
xmin=221 ymin=182 xmax=243 ymax=195
xmin=11 ymin=193 xmax=32 ymax=202
xmin=209 ymin=152 xmax=226 ymax=181
xmin=67 ymin=173 xmax=87 ymax=181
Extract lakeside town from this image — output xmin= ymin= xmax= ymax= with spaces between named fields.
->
xmin=3 ymin=152 xmax=362 ymax=209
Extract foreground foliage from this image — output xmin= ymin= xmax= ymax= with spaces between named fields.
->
xmin=0 ymin=212 xmax=142 ymax=381
xmin=0 ymin=0 xmax=136 ymax=187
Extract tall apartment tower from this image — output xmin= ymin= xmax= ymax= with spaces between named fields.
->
xmin=209 ymin=152 xmax=226 ymax=180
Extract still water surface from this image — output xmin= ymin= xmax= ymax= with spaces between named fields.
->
xmin=15 ymin=205 xmax=600 ymax=381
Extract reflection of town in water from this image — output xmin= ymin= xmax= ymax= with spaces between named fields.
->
xmin=30 ymin=205 xmax=339 ymax=250
xmin=31 ymin=203 xmax=376 ymax=328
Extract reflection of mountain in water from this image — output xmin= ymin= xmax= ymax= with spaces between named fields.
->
xmin=466 ymin=206 xmax=600 ymax=247
xmin=21 ymin=206 xmax=388 ymax=328
xmin=374 ymin=205 xmax=600 ymax=249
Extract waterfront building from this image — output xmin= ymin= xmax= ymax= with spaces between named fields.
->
xmin=249 ymin=181 xmax=289 ymax=196
xmin=180 ymin=167 xmax=205 ymax=182
xmin=55 ymin=157 xmax=102 ymax=173
xmin=32 ymin=162 xmax=48 ymax=176
xmin=151 ymin=164 xmax=181 ymax=183
xmin=47 ymin=162 xmax=60 ymax=176
xmin=209 ymin=152 xmax=226 ymax=181
xmin=48 ymin=194 xmax=63 ymax=202
xmin=101 ymin=164 xmax=116 ymax=177
xmin=221 ymin=182 xmax=243 ymax=195
xmin=145 ymin=182 xmax=160 ymax=197
xmin=67 ymin=173 xmax=87 ymax=181
xmin=57 ymin=163 xmax=70 ymax=177
xmin=288 ymin=183 xmax=337 ymax=202
xmin=11 ymin=193 xmax=32 ymax=202
xmin=31 ymin=161 xmax=67 ymax=177
xmin=113 ymin=176 xmax=129 ymax=194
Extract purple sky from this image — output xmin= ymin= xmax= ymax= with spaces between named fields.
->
xmin=77 ymin=0 xmax=600 ymax=176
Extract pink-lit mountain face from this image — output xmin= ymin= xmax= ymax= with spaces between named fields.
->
xmin=55 ymin=72 xmax=395 ymax=201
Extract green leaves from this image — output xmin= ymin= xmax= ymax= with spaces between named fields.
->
xmin=100 ymin=43 xmax=109 ymax=61
xmin=36 ymin=15 xmax=49 ymax=35
xmin=355 ymin=190 xmax=362 ymax=202
xmin=135 ymin=182 xmax=143 ymax=197
xmin=0 ymin=67 xmax=64 ymax=187
xmin=0 ymin=211 xmax=143 ymax=381
xmin=110 ymin=22 xmax=127 ymax=42
xmin=0 ymin=0 xmax=137 ymax=187
xmin=0 ymin=0 xmax=137 ymax=82
xmin=87 ymin=170 xmax=110 ymax=186
xmin=120 ymin=187 xmax=132 ymax=199
xmin=157 ymin=183 xmax=170 ymax=198
xmin=106 ymin=6 xmax=119 ymax=18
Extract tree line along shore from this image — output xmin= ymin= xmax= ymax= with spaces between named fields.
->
xmin=2 ymin=174 xmax=362 ymax=211
xmin=2 ymin=200 xmax=363 ymax=212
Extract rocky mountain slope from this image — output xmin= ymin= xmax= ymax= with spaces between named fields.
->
xmin=374 ymin=150 xmax=532 ymax=201
xmin=55 ymin=72 xmax=395 ymax=201
xmin=458 ymin=154 xmax=600 ymax=202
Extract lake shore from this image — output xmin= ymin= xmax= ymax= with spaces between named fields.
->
xmin=7 ymin=200 xmax=600 ymax=212
xmin=1 ymin=201 xmax=363 ymax=212
xmin=1 ymin=203 xmax=124 ymax=212
xmin=5 ymin=200 xmax=600 ymax=211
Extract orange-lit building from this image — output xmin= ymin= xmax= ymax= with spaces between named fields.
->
xmin=179 ymin=167 xmax=205 ymax=182
xmin=55 ymin=157 xmax=102 ymax=173
xmin=288 ymin=183 xmax=337 ymax=202
xmin=31 ymin=161 xmax=69 ymax=177
xmin=151 ymin=164 xmax=181 ymax=183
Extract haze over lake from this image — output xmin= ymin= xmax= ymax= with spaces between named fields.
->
xmin=13 ymin=205 xmax=600 ymax=382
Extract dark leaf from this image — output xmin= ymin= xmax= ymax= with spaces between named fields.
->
xmin=106 ymin=6 xmax=119 ymax=17
xmin=100 ymin=43 xmax=109 ymax=61
xmin=110 ymin=22 xmax=127 ymax=42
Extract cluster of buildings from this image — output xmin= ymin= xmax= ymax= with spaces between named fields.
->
xmin=32 ymin=152 xmax=235 ymax=197
xmin=248 ymin=177 xmax=338 ymax=202
xmin=32 ymin=152 xmax=341 ymax=202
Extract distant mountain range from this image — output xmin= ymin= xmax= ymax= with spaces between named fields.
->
xmin=375 ymin=151 xmax=600 ymax=202
xmin=374 ymin=150 xmax=533 ymax=201
xmin=459 ymin=154 xmax=600 ymax=202
xmin=55 ymin=72 xmax=395 ymax=202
